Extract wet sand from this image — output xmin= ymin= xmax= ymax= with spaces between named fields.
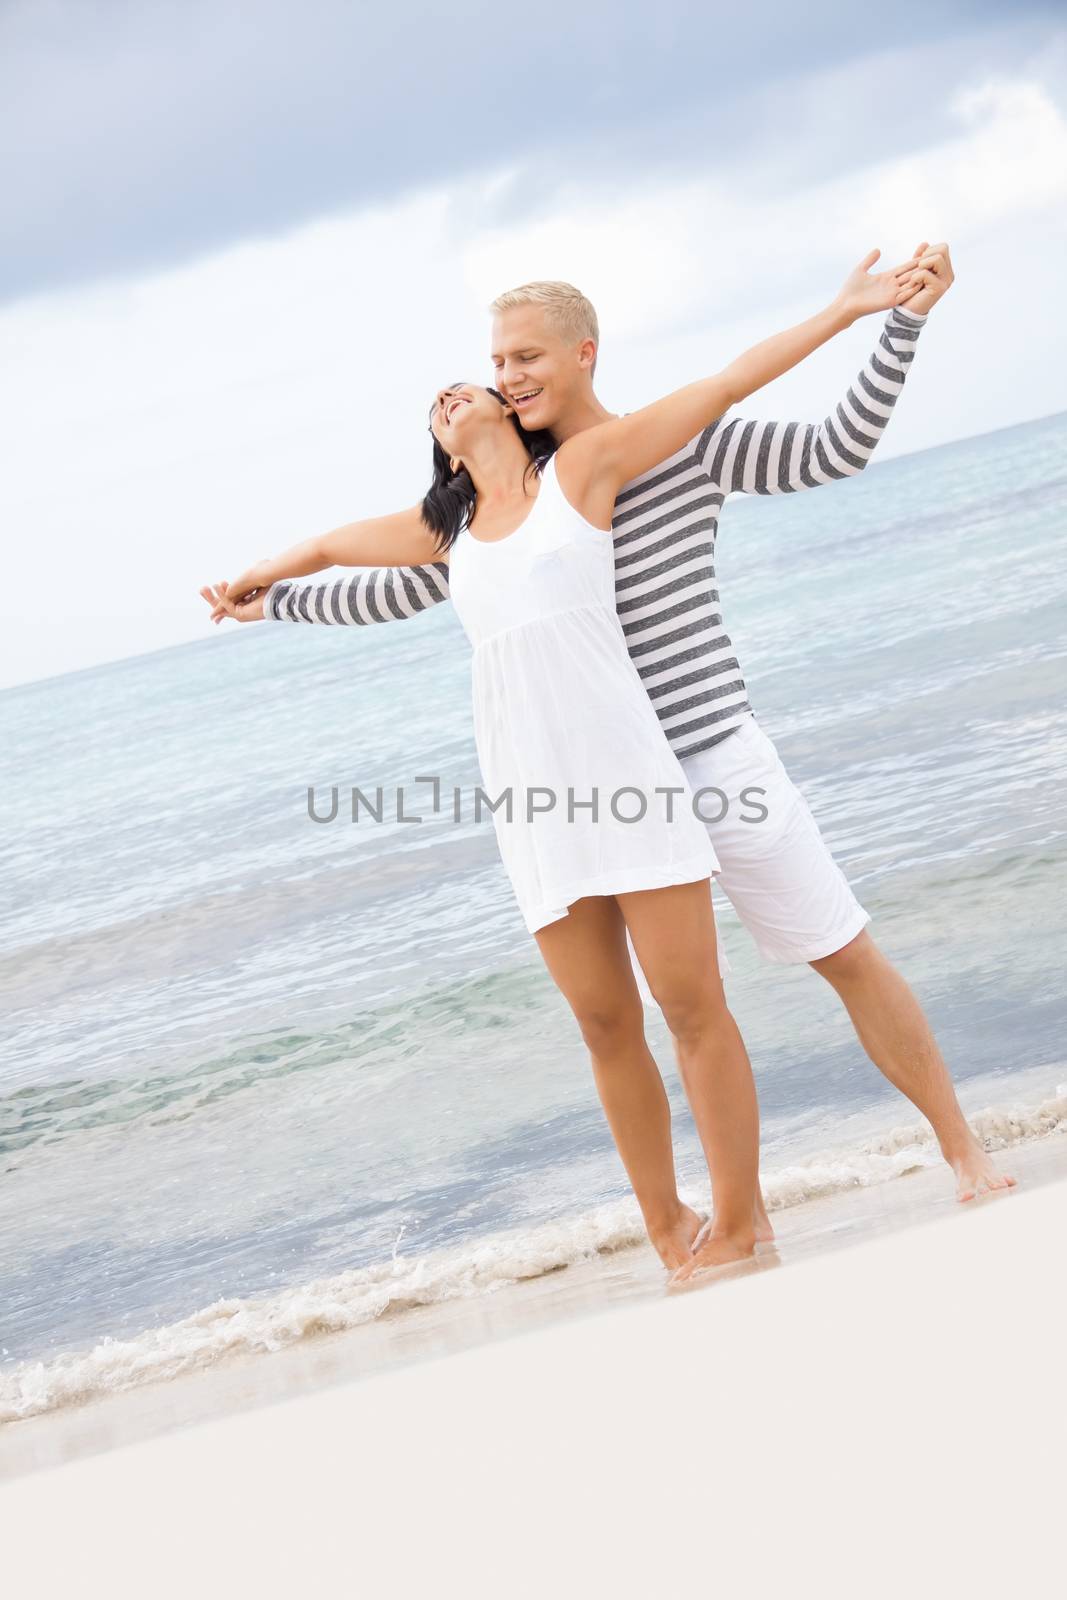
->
xmin=3 ymin=1140 xmax=1063 ymax=1598
xmin=3 ymin=1128 xmax=1064 ymax=1484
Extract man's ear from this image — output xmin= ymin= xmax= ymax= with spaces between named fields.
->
xmin=576 ymin=336 xmax=597 ymax=373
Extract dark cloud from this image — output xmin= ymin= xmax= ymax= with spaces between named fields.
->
xmin=1 ymin=0 xmax=1053 ymax=304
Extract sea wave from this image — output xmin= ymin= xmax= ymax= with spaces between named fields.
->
xmin=0 ymin=962 xmax=540 ymax=1154
xmin=3 ymin=1082 xmax=1065 ymax=1427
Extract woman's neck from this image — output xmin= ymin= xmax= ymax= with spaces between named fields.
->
xmin=463 ymin=433 xmax=539 ymax=511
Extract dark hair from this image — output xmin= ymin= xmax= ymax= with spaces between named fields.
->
xmin=421 ymin=385 xmax=557 ymax=553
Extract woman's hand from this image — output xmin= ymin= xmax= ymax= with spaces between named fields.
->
xmin=831 ymin=247 xmax=924 ymax=326
xmin=195 ymin=507 xmax=439 ymax=625
xmin=200 ymin=581 xmax=266 ymax=624
xmin=221 ymin=562 xmax=272 ymax=604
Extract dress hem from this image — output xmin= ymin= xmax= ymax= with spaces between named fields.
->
xmin=523 ymin=852 xmax=721 ymax=935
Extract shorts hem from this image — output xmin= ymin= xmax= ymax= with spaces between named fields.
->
xmin=754 ymin=907 xmax=872 ymax=966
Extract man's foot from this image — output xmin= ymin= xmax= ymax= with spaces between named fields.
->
xmin=648 ymin=1203 xmax=706 ymax=1270
xmin=668 ymin=1224 xmax=757 ymax=1286
xmin=947 ymin=1136 xmax=1018 ymax=1203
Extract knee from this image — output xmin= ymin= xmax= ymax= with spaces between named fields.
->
xmin=810 ymin=929 xmax=876 ymax=984
xmin=650 ymin=980 xmax=729 ymax=1045
xmin=573 ymin=995 xmax=646 ymax=1057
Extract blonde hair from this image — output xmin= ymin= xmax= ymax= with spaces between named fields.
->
xmin=489 ymin=280 xmax=600 ymax=374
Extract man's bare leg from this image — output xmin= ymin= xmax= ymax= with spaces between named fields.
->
xmin=535 ymin=898 xmax=704 ymax=1270
xmin=810 ymin=930 xmax=1017 ymax=1200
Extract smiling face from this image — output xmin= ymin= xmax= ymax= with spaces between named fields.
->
xmin=490 ymin=302 xmax=595 ymax=434
xmin=428 ymin=382 xmax=514 ymax=461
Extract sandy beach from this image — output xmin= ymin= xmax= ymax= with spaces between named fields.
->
xmin=3 ymin=1134 xmax=1064 ymax=1598
xmin=3 ymin=1116 xmax=1064 ymax=1475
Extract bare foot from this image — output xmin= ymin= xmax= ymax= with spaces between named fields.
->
xmin=948 ymin=1138 xmax=1018 ymax=1203
xmin=648 ymin=1203 xmax=705 ymax=1271
xmin=668 ymin=1224 xmax=756 ymax=1286
xmin=692 ymin=1198 xmax=774 ymax=1253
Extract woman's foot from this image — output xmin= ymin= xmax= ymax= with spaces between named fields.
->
xmin=754 ymin=1190 xmax=775 ymax=1244
xmin=692 ymin=1195 xmax=774 ymax=1254
xmin=647 ymin=1202 xmax=705 ymax=1270
xmin=668 ymin=1222 xmax=757 ymax=1285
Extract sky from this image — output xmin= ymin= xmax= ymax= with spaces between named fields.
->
xmin=1 ymin=0 xmax=1065 ymax=690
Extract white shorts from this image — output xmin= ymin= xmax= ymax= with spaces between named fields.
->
xmin=626 ymin=714 xmax=870 ymax=1000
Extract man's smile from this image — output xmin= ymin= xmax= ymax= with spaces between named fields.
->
xmin=509 ymin=386 xmax=544 ymax=411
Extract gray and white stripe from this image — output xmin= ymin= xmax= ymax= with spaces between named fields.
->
xmin=693 ymin=307 xmax=925 ymax=493
xmin=266 ymin=562 xmax=451 ymax=624
xmin=262 ymin=306 xmax=926 ymax=760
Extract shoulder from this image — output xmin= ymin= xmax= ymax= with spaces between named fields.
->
xmin=552 ymin=421 xmax=619 ymax=499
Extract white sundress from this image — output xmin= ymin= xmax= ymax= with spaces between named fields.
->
xmin=447 ymin=453 xmax=720 ymax=935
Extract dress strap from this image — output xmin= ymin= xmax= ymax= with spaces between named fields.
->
xmin=536 ymin=452 xmax=562 ymax=506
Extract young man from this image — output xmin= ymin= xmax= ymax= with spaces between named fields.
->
xmin=210 ymin=242 xmax=1014 ymax=1278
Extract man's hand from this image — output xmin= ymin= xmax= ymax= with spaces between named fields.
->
xmin=199 ymin=581 xmax=266 ymax=624
xmin=898 ymin=240 xmax=954 ymax=315
xmin=832 ymin=248 xmax=923 ymax=326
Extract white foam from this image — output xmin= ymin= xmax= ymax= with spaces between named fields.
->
xmin=762 ymin=1085 xmax=1067 ymax=1209
xmin=3 ymin=1082 xmax=1064 ymax=1426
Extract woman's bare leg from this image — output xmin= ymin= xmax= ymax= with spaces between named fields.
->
xmin=534 ymin=896 xmax=703 ymax=1269
xmin=618 ymin=879 xmax=760 ymax=1277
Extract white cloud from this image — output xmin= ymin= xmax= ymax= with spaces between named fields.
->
xmin=1 ymin=69 xmax=1064 ymax=692
xmin=857 ymin=77 xmax=1067 ymax=238
xmin=463 ymin=74 xmax=1067 ymax=341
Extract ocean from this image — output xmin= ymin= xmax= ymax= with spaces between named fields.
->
xmin=2 ymin=409 xmax=1066 ymax=1424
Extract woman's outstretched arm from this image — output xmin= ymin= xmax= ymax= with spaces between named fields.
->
xmin=690 ymin=241 xmax=952 ymax=495
xmin=691 ymin=305 xmax=927 ymax=494
xmin=216 ymin=502 xmax=443 ymax=609
xmin=559 ymin=249 xmax=921 ymax=515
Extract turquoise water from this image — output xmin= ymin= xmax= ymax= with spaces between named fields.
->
xmin=2 ymin=410 xmax=1066 ymax=1383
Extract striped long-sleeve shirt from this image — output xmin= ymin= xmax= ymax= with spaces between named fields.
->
xmin=264 ymin=306 xmax=927 ymax=759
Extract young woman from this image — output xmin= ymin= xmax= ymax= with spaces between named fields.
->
xmin=203 ymin=261 xmax=921 ymax=1283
